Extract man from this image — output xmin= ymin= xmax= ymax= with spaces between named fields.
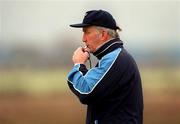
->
xmin=67 ymin=10 xmax=143 ymax=124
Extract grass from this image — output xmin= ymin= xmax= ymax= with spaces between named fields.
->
xmin=0 ymin=67 xmax=180 ymax=124
xmin=140 ymin=67 xmax=180 ymax=92
xmin=0 ymin=68 xmax=69 ymax=94
xmin=1 ymin=67 xmax=180 ymax=94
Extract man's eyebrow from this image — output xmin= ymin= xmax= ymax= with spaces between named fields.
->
xmin=83 ymin=28 xmax=88 ymax=32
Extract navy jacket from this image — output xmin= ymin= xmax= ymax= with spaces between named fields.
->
xmin=67 ymin=38 xmax=143 ymax=124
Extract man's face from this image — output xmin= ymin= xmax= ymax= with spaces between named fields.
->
xmin=82 ymin=26 xmax=102 ymax=53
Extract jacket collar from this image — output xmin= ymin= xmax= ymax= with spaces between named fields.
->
xmin=93 ymin=38 xmax=123 ymax=59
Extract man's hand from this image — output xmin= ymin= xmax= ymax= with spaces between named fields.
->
xmin=72 ymin=47 xmax=89 ymax=65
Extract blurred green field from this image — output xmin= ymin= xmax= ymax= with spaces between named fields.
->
xmin=0 ymin=67 xmax=180 ymax=94
xmin=141 ymin=67 xmax=180 ymax=92
xmin=0 ymin=67 xmax=180 ymax=124
xmin=0 ymin=69 xmax=69 ymax=94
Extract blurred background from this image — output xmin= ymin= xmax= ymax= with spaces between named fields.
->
xmin=0 ymin=0 xmax=180 ymax=124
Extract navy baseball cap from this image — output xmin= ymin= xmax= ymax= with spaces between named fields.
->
xmin=70 ymin=10 xmax=121 ymax=31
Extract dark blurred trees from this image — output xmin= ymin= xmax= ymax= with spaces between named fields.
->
xmin=0 ymin=38 xmax=179 ymax=69
xmin=0 ymin=37 xmax=79 ymax=69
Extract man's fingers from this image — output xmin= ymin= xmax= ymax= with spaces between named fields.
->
xmin=72 ymin=47 xmax=90 ymax=64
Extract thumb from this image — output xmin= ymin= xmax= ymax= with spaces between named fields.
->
xmin=84 ymin=51 xmax=90 ymax=58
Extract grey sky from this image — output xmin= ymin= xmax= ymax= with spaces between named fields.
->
xmin=0 ymin=0 xmax=179 ymax=49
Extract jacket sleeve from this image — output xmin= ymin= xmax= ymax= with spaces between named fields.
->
xmin=67 ymin=48 xmax=122 ymax=104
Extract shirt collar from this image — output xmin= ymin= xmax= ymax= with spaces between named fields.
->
xmin=93 ymin=38 xmax=123 ymax=59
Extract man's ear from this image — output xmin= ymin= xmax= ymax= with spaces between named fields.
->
xmin=101 ymin=30 xmax=109 ymax=41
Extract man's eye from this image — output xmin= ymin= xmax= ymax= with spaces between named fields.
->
xmin=86 ymin=31 xmax=91 ymax=34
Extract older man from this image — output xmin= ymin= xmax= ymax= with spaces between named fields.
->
xmin=67 ymin=10 xmax=143 ymax=124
